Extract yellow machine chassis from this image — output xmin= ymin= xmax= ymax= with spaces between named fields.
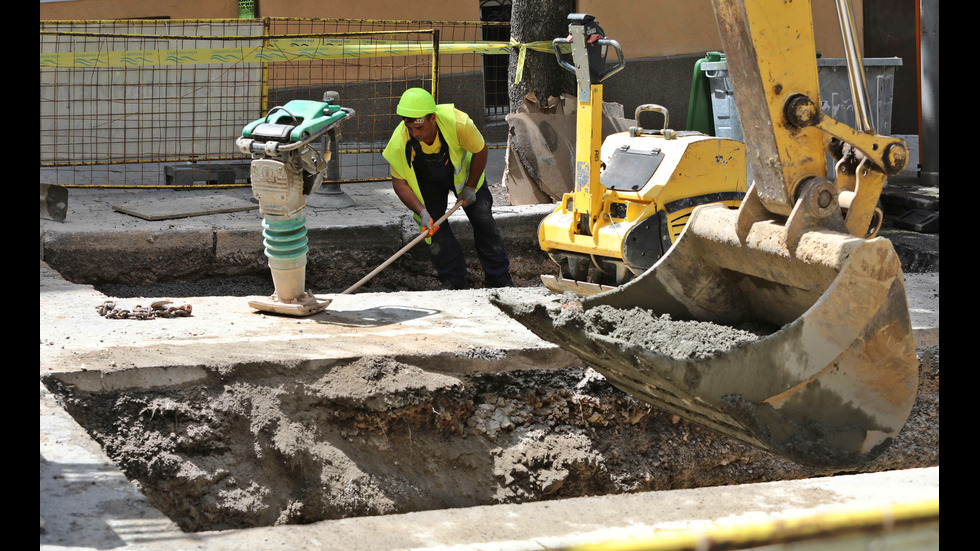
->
xmin=539 ymin=132 xmax=746 ymax=278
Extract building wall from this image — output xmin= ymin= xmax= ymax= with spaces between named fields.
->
xmin=41 ymin=0 xmax=857 ymax=56
xmin=39 ymin=0 xmax=479 ymax=21
xmin=39 ymin=0 xmax=862 ymax=62
xmin=863 ymin=0 xmax=918 ymax=134
xmin=257 ymin=0 xmax=481 ymax=21
xmin=577 ymin=0 xmax=863 ymax=60
xmin=39 ymin=0 xmax=239 ymax=20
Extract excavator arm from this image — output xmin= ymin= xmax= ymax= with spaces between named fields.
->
xmin=719 ymin=0 xmax=908 ymax=245
xmin=493 ymin=0 xmax=918 ymax=469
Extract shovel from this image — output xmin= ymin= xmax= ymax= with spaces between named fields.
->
xmin=317 ymin=200 xmax=465 ymax=306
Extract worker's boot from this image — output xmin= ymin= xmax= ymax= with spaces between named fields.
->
xmin=440 ymin=277 xmax=466 ymax=290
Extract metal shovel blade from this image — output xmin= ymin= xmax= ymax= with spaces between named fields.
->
xmin=41 ymin=184 xmax=68 ymax=222
xmin=492 ymin=204 xmax=918 ymax=468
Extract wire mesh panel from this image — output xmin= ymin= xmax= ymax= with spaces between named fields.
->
xmin=40 ymin=18 xmax=512 ymax=188
xmin=40 ymin=19 xmax=265 ymax=188
xmin=264 ymin=20 xmax=437 ymax=183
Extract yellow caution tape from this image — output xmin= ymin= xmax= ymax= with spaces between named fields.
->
xmin=510 ymin=37 xmax=567 ymax=84
xmin=560 ymin=498 xmax=940 ymax=551
xmin=510 ymin=37 xmax=527 ymax=83
xmin=40 ymin=37 xmax=556 ymax=69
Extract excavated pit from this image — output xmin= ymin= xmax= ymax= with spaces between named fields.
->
xmin=41 ymin=299 xmax=939 ymax=534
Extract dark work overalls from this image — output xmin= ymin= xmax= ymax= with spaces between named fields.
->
xmin=407 ymin=128 xmax=512 ymax=290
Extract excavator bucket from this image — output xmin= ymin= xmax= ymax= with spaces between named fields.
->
xmin=492 ymin=204 xmax=917 ymax=468
xmin=493 ymin=0 xmax=918 ymax=468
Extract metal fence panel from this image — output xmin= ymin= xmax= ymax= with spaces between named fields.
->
xmin=40 ymin=18 xmax=512 ymax=188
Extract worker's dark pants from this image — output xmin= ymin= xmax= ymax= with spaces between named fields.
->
xmin=415 ymin=159 xmax=512 ymax=289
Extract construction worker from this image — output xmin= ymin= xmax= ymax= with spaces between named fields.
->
xmin=382 ymin=88 xmax=513 ymax=290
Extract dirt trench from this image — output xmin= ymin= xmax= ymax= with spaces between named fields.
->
xmin=43 ymin=337 xmax=938 ymax=533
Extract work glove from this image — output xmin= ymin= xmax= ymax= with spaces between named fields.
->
xmin=419 ymin=209 xmax=439 ymax=237
xmin=459 ymin=185 xmax=477 ymax=207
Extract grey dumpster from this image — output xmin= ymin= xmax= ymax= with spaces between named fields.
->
xmin=700 ymin=57 xmax=901 ymax=177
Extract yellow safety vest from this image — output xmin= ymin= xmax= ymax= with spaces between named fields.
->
xmin=382 ymin=104 xmax=486 ymax=225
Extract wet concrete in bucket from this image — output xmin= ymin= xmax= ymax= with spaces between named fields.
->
xmin=550 ymin=295 xmax=777 ymax=360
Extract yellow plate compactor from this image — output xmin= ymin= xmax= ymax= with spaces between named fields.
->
xmin=539 ymin=14 xmax=747 ymax=296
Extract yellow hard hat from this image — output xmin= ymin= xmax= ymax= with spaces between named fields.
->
xmin=397 ymin=88 xmax=436 ymax=119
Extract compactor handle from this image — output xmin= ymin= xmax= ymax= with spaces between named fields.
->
xmin=553 ymin=14 xmax=626 ymax=84
xmin=264 ymin=105 xmax=300 ymax=125
xmin=594 ymin=39 xmax=625 ymax=82
xmin=237 ymin=108 xmax=354 ymax=155
xmin=552 ymin=37 xmax=574 ymax=73
xmin=552 ymin=37 xmax=625 ymax=83
xmin=630 ymin=104 xmax=676 ymax=139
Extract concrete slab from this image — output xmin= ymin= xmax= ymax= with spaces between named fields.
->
xmin=40 ymin=379 xmax=186 ymax=549
xmin=40 ymin=262 xmax=578 ymax=384
xmin=111 ymin=193 xmax=257 ymax=221
xmin=39 ymin=263 xmax=579 ymax=550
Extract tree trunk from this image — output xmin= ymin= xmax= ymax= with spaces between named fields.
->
xmin=507 ymin=0 xmax=576 ymax=112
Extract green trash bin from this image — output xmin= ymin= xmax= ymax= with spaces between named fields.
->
xmin=686 ymin=51 xmax=723 ymax=135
